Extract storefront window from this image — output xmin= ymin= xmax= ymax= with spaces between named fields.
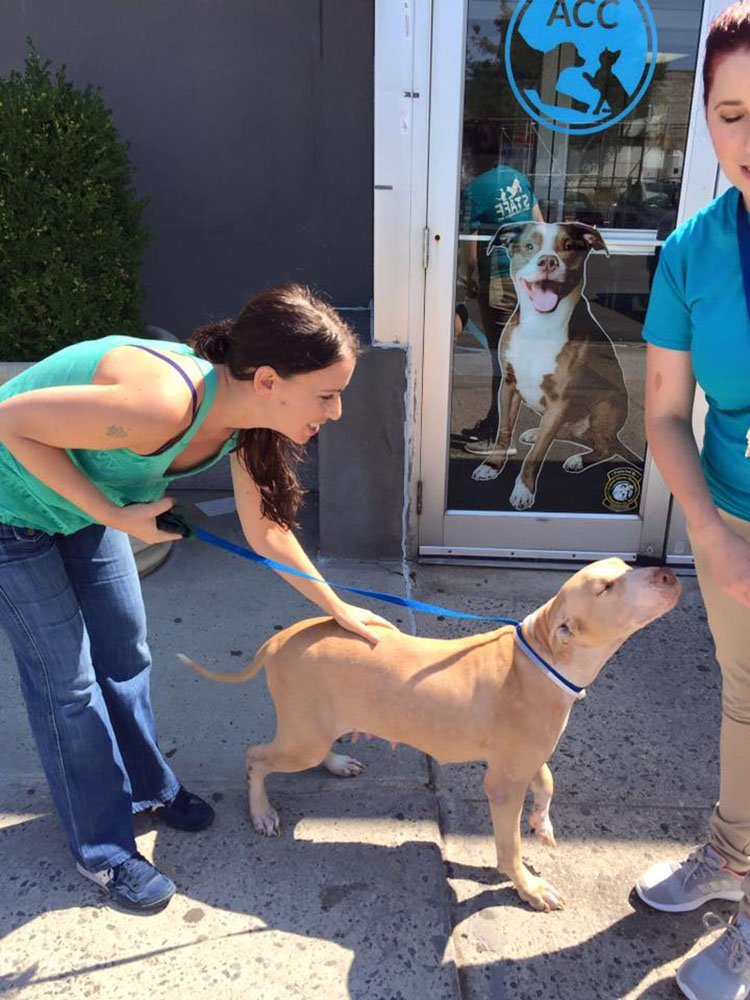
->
xmin=449 ymin=0 xmax=703 ymax=516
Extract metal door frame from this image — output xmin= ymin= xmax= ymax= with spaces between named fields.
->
xmin=416 ymin=0 xmax=722 ymax=561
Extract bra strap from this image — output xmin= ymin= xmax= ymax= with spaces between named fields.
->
xmin=133 ymin=345 xmax=198 ymax=419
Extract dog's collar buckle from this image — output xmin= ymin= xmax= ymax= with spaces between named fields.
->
xmin=514 ymin=623 xmax=586 ymax=700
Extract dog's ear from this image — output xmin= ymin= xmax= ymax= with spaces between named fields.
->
xmin=486 ymin=222 xmax=527 ymax=258
xmin=549 ymin=616 xmax=579 ymax=664
xmin=568 ymin=223 xmax=609 ymax=258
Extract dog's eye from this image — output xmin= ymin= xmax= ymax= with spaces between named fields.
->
xmin=563 ymin=240 xmax=575 ymax=251
xmin=525 ymin=241 xmax=535 ymax=252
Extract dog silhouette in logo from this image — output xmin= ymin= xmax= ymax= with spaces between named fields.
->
xmin=583 ymin=48 xmax=631 ymax=115
xmin=510 ymin=34 xmax=589 ymax=114
xmin=612 ymin=480 xmax=635 ymax=503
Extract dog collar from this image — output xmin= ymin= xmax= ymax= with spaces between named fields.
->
xmin=514 ymin=621 xmax=586 ymax=700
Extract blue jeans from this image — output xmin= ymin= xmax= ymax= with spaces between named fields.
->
xmin=0 ymin=522 xmax=180 ymax=872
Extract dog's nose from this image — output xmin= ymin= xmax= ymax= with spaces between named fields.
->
xmin=537 ymin=255 xmax=558 ymax=272
xmin=650 ymin=567 xmax=678 ymax=588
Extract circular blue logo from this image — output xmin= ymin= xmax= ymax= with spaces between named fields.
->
xmin=504 ymin=0 xmax=658 ymax=135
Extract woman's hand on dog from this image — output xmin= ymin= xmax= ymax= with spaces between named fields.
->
xmin=331 ymin=602 xmax=399 ymax=645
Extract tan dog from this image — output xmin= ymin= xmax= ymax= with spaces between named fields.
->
xmin=179 ymin=558 xmax=679 ymax=911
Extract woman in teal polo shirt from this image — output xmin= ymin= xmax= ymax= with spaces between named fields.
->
xmin=0 ymin=283 xmax=393 ymax=912
xmin=634 ymin=3 xmax=750 ymax=997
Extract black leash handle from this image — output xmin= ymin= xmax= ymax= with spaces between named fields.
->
xmin=155 ymin=506 xmax=193 ymax=538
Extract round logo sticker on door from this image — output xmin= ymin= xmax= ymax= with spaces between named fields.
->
xmin=603 ymin=467 xmax=643 ymax=512
xmin=504 ymin=0 xmax=658 ymax=135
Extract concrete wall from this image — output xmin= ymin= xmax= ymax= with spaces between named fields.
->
xmin=0 ymin=0 xmax=375 ymax=338
xmin=1 ymin=2 xmax=408 ymax=559
xmin=319 ymin=332 xmax=407 ymax=559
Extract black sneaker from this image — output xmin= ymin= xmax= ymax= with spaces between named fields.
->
xmin=460 ymin=415 xmax=498 ymax=443
xmin=77 ymin=853 xmax=176 ymax=911
xmin=152 ymin=786 xmax=215 ymax=831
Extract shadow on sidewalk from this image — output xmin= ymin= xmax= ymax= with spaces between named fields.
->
xmin=1 ymin=792 xmax=734 ymax=999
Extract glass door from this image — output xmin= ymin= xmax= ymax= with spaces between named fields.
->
xmin=419 ymin=0 xmax=715 ymax=560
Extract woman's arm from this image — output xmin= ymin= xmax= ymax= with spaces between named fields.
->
xmin=0 ymin=383 xmax=187 ymax=542
xmin=645 ymin=343 xmax=750 ymax=606
xmin=230 ymin=454 xmax=396 ymax=643
xmin=645 ymin=345 xmax=720 ymax=534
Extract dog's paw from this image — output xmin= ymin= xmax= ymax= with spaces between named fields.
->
xmin=517 ymin=875 xmax=566 ymax=912
xmin=563 ymin=454 xmax=584 ymax=473
xmin=323 ymin=751 xmax=366 ymax=777
xmin=252 ymin=808 xmax=281 ymax=837
xmin=518 ymin=428 xmax=539 ymax=446
xmin=472 ymin=463 xmax=501 ymax=482
xmin=529 ymin=811 xmax=556 ymax=848
xmin=510 ymin=479 xmax=535 ymax=509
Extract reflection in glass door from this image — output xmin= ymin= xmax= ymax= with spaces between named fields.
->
xmin=421 ymin=0 xmax=709 ymax=558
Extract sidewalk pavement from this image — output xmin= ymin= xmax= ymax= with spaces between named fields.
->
xmin=0 ymin=492 xmax=725 ymax=999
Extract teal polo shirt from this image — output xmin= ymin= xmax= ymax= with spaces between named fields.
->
xmin=643 ymin=187 xmax=750 ymax=521
xmin=461 ymin=165 xmax=537 ymax=281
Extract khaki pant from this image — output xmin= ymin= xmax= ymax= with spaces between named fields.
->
xmin=690 ymin=508 xmax=750 ymax=911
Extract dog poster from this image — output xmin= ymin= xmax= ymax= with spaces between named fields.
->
xmin=450 ymin=221 xmax=645 ymax=515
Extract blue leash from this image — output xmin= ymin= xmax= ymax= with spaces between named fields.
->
xmin=156 ymin=509 xmax=588 ymax=697
xmin=156 ymin=509 xmax=519 ymax=625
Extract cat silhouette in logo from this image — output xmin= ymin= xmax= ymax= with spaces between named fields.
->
xmin=583 ymin=48 xmax=630 ymax=116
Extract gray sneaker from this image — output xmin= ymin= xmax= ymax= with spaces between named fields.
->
xmin=77 ymin=853 xmax=176 ymax=911
xmin=677 ymin=912 xmax=750 ymax=1000
xmin=636 ymin=844 xmax=745 ymax=912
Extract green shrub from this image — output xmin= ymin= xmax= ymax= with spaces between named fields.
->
xmin=0 ymin=41 xmax=150 ymax=361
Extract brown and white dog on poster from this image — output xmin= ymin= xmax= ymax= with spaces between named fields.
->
xmin=467 ymin=221 xmax=641 ymax=509
xmin=178 ymin=557 xmax=680 ymax=912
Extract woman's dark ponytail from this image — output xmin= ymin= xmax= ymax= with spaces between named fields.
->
xmin=190 ymin=319 xmax=233 ymax=363
xmin=239 ymin=428 xmax=305 ymax=530
xmin=189 ymin=284 xmax=360 ymax=530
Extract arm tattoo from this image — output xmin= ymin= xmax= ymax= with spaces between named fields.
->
xmin=105 ymin=424 xmax=128 ymax=439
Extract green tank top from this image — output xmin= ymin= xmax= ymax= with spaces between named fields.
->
xmin=0 ymin=335 xmax=239 ymax=534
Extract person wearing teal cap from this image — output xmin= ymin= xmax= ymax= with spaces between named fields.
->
xmin=458 ymin=153 xmax=544 ymax=451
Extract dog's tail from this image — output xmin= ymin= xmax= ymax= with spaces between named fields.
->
xmin=177 ymin=617 xmax=335 ymax=684
xmin=176 ymin=639 xmax=273 ymax=684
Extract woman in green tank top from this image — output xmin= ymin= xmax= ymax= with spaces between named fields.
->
xmin=0 ymin=283 xmax=394 ymax=912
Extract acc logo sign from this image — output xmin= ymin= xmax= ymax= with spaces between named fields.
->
xmin=504 ymin=0 xmax=658 ymax=135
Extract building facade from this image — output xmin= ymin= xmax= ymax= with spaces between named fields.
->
xmin=1 ymin=1 xmax=727 ymax=565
